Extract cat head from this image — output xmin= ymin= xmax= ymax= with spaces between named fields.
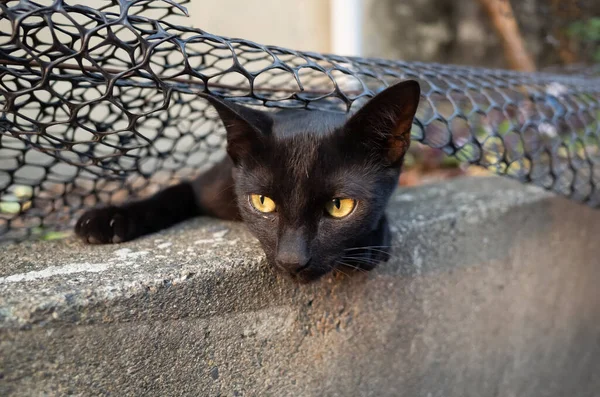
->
xmin=203 ymin=80 xmax=420 ymax=282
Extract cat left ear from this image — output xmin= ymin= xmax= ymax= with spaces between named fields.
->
xmin=343 ymin=80 xmax=421 ymax=166
xmin=200 ymin=94 xmax=273 ymax=165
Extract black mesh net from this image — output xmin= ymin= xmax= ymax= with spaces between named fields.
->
xmin=1 ymin=0 xmax=599 ymax=242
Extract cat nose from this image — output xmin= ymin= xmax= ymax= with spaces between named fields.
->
xmin=276 ymin=228 xmax=311 ymax=273
xmin=275 ymin=252 xmax=311 ymax=273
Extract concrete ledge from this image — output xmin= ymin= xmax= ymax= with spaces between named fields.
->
xmin=1 ymin=177 xmax=600 ymax=396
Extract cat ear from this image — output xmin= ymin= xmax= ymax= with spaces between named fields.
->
xmin=200 ymin=94 xmax=273 ymax=165
xmin=343 ymin=80 xmax=421 ymax=166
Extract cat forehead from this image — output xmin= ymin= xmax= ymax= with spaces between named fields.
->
xmin=242 ymin=137 xmax=380 ymax=195
xmin=271 ymin=109 xmax=348 ymax=138
xmin=264 ymin=110 xmax=375 ymax=179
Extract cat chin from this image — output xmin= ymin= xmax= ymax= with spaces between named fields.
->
xmin=291 ymin=266 xmax=334 ymax=284
xmin=289 ymin=256 xmax=386 ymax=283
xmin=273 ymin=255 xmax=384 ymax=284
xmin=265 ymin=256 xmax=335 ymax=283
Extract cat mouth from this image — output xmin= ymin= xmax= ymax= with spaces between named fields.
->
xmin=274 ymin=248 xmax=391 ymax=283
xmin=292 ymin=256 xmax=380 ymax=283
xmin=288 ymin=260 xmax=331 ymax=284
xmin=293 ymin=267 xmax=330 ymax=284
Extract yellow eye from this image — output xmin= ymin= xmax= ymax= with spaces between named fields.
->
xmin=250 ymin=194 xmax=276 ymax=213
xmin=325 ymin=198 xmax=356 ymax=218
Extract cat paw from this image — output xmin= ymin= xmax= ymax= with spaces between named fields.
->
xmin=75 ymin=206 xmax=130 ymax=244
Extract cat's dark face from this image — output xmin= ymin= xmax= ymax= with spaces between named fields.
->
xmin=205 ymin=81 xmax=420 ymax=282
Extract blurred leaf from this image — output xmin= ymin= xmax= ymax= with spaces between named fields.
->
xmin=567 ymin=21 xmax=585 ymax=38
xmin=14 ymin=185 xmax=33 ymax=199
xmin=0 ymin=202 xmax=20 ymax=214
xmin=41 ymin=231 xmax=71 ymax=241
xmin=568 ymin=18 xmax=600 ymax=42
xmin=498 ymin=120 xmax=511 ymax=135
xmin=441 ymin=155 xmax=461 ymax=168
xmin=403 ymin=152 xmax=416 ymax=168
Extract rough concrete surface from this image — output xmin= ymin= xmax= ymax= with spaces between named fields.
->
xmin=1 ymin=176 xmax=599 ymax=397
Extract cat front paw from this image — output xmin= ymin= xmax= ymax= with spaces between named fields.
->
xmin=75 ymin=206 xmax=131 ymax=244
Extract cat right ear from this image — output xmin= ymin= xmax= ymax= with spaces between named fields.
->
xmin=200 ymin=94 xmax=273 ymax=165
xmin=342 ymin=80 xmax=421 ymax=166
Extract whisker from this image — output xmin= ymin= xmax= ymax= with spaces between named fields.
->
xmin=341 ymin=260 xmax=381 ymax=270
xmin=341 ymin=253 xmax=382 ymax=261
xmin=344 ymin=245 xmax=391 ymax=251
xmin=333 ymin=266 xmax=351 ymax=277
xmin=327 ymin=261 xmax=346 ymax=276
xmin=335 ymin=260 xmax=368 ymax=274
xmin=343 ymin=248 xmax=398 ymax=261
xmin=344 ymin=247 xmax=395 ymax=257
xmin=341 ymin=256 xmax=382 ymax=265
xmin=345 ymin=248 xmax=393 ymax=255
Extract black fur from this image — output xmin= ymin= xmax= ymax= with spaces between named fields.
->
xmin=75 ymin=80 xmax=421 ymax=282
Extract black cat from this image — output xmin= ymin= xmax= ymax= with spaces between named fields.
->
xmin=75 ymin=80 xmax=421 ymax=282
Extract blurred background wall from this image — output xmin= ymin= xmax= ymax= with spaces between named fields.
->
xmin=185 ymin=0 xmax=332 ymax=53
xmin=180 ymin=0 xmax=599 ymax=71
xmin=362 ymin=0 xmax=600 ymax=70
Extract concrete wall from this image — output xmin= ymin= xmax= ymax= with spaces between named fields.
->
xmin=1 ymin=176 xmax=599 ymax=396
xmin=185 ymin=0 xmax=331 ymax=53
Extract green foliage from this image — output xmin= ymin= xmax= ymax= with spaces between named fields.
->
xmin=497 ymin=120 xmax=511 ymax=135
xmin=31 ymin=226 xmax=71 ymax=241
xmin=567 ymin=18 xmax=600 ymax=63
xmin=40 ymin=231 xmax=71 ymax=241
